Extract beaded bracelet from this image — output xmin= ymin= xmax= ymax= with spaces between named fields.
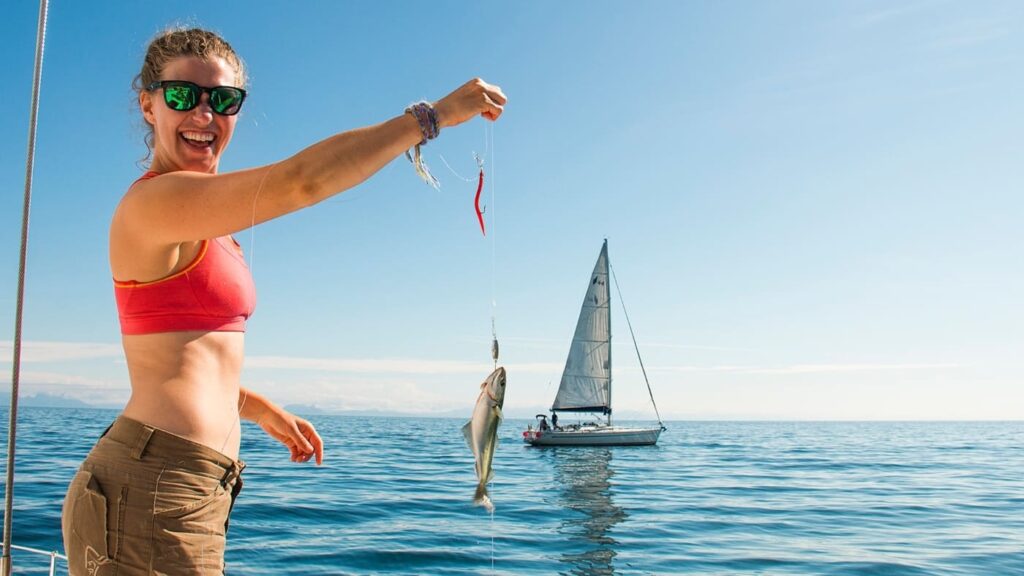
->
xmin=405 ymin=101 xmax=441 ymax=188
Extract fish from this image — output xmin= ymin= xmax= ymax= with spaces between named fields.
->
xmin=462 ymin=366 xmax=507 ymax=511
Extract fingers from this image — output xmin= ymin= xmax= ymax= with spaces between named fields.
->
xmin=296 ymin=420 xmax=324 ymax=465
xmin=435 ymin=78 xmax=507 ymax=128
xmin=481 ymin=94 xmax=504 ymax=122
xmin=478 ymin=80 xmax=506 ymax=121
xmin=289 ymin=418 xmax=324 ymax=465
xmin=308 ymin=427 xmax=324 ymax=466
xmin=257 ymin=409 xmax=324 ymax=465
xmin=290 ymin=419 xmax=315 ymax=453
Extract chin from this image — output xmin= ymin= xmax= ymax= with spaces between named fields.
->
xmin=176 ymin=150 xmax=221 ymax=173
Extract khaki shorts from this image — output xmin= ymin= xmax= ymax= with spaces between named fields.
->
xmin=61 ymin=416 xmax=244 ymax=575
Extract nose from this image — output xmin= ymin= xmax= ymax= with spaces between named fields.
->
xmin=189 ymin=93 xmax=215 ymax=123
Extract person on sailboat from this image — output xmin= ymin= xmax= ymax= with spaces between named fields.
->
xmin=60 ymin=26 xmax=506 ymax=575
xmin=551 ymin=412 xmax=559 ymax=430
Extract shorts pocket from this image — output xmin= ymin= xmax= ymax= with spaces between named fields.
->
xmin=151 ymin=470 xmax=232 ymax=572
xmin=153 ymin=468 xmax=224 ymax=518
xmin=62 ymin=469 xmax=116 ymax=575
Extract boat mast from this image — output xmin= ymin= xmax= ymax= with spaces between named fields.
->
xmin=4 ymin=1 xmax=50 ymax=574
xmin=604 ymin=239 xmax=611 ymax=427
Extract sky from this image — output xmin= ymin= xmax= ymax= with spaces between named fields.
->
xmin=1 ymin=1 xmax=1021 ymax=421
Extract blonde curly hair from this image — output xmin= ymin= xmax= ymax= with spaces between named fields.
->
xmin=133 ymin=27 xmax=248 ymax=164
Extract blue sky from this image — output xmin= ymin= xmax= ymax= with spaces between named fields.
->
xmin=1 ymin=1 xmax=1021 ymax=420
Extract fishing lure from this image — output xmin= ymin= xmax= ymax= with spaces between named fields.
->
xmin=474 ymin=154 xmax=486 ymax=236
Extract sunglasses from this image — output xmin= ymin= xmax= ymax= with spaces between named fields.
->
xmin=146 ymin=80 xmax=247 ymax=116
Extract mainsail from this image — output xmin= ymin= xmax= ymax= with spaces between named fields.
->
xmin=552 ymin=240 xmax=612 ymax=414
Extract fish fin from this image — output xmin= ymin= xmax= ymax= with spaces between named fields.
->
xmin=474 ymin=484 xmax=494 ymax=512
xmin=493 ymin=405 xmax=504 ymax=423
xmin=485 ymin=467 xmax=494 ymax=485
xmin=461 ymin=420 xmax=473 ymax=449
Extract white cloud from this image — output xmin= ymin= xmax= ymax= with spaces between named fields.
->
xmin=245 ymin=354 xmax=560 ymax=375
xmin=16 ymin=370 xmax=123 ymax=388
xmin=640 ymin=342 xmax=757 ymax=352
xmin=6 ymin=370 xmax=129 ymax=406
xmin=647 ymin=363 xmax=962 ymax=375
xmin=740 ymin=363 xmax=962 ymax=375
xmin=0 ymin=341 xmax=123 ymax=363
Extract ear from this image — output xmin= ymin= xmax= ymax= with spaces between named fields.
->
xmin=139 ymin=90 xmax=156 ymax=126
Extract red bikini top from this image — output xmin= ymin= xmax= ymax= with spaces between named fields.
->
xmin=113 ymin=172 xmax=256 ymax=335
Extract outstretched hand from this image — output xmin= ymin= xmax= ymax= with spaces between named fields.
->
xmin=257 ymin=408 xmax=324 ymax=465
xmin=434 ymin=78 xmax=507 ymax=128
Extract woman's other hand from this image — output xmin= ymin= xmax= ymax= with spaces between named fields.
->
xmin=258 ymin=407 xmax=325 ymax=465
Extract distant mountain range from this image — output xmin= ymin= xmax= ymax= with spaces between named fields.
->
xmin=2 ymin=393 xmax=97 ymax=409
xmin=282 ymin=403 xmax=667 ymax=421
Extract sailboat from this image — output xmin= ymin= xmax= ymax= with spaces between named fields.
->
xmin=522 ymin=240 xmax=666 ymax=447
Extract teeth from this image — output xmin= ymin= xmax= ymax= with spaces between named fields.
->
xmin=182 ymin=131 xmax=214 ymax=142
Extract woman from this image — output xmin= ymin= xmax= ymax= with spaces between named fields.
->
xmin=61 ymin=27 xmax=506 ymax=575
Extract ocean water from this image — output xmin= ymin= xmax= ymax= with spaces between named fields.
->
xmin=0 ymin=407 xmax=1021 ymax=575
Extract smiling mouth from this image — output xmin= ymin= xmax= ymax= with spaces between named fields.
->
xmin=180 ymin=130 xmax=216 ymax=149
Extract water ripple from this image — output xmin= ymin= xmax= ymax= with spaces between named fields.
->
xmin=1 ymin=409 xmax=1021 ymax=574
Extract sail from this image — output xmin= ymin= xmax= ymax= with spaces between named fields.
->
xmin=552 ymin=241 xmax=611 ymax=413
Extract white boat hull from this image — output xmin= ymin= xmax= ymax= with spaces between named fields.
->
xmin=522 ymin=425 xmax=662 ymax=446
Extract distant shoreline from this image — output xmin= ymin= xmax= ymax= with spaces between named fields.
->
xmin=1 ymin=404 xmax=1019 ymax=423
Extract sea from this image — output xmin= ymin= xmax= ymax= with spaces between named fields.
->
xmin=0 ymin=407 xmax=1021 ymax=575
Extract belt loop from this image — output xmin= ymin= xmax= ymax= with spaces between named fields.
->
xmin=220 ymin=461 xmax=245 ymax=488
xmin=130 ymin=425 xmax=155 ymax=460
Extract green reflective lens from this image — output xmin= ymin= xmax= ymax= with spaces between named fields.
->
xmin=164 ymin=84 xmax=198 ymax=111
xmin=210 ymin=87 xmax=243 ymax=115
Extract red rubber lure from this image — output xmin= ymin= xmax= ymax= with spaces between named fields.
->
xmin=474 ymin=155 xmax=486 ymax=236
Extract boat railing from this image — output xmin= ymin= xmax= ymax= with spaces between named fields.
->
xmin=0 ymin=542 xmax=67 ymax=576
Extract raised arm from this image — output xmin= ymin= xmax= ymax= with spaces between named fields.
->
xmin=112 ymin=79 xmax=506 ymax=246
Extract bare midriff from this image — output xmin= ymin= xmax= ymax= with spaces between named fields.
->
xmin=120 ymin=330 xmax=244 ymax=460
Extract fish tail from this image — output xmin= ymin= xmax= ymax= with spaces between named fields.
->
xmin=473 ymin=484 xmax=494 ymax=512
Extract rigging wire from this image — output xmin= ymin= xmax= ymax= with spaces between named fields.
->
xmin=4 ymin=1 xmax=50 ymax=573
xmin=610 ymin=263 xmax=666 ymax=430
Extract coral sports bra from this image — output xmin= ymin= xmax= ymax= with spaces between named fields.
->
xmin=113 ymin=172 xmax=256 ymax=335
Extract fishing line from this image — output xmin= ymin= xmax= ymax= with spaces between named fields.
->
xmin=482 ymin=120 xmax=499 ymax=573
xmin=247 ymin=163 xmax=275 ymax=275
xmin=438 ymin=154 xmax=475 ymax=183
xmin=213 ymin=164 xmax=273 ymax=457
xmin=488 ymin=122 xmax=498 ymax=369
xmin=436 ymin=123 xmax=499 ymax=366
